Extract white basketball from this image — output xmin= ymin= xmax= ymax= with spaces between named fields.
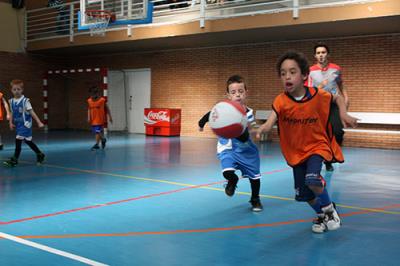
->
xmin=209 ymin=100 xmax=248 ymax=138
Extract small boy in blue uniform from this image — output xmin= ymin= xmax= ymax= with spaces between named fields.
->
xmin=199 ymin=75 xmax=262 ymax=212
xmin=4 ymin=79 xmax=45 ymax=167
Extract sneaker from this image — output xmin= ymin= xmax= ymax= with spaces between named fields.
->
xmin=91 ymin=144 xmax=100 ymax=151
xmin=3 ymin=157 xmax=18 ymax=167
xmin=0 ymin=144 xmax=3 ymax=150
xmin=312 ymin=213 xmax=328 ymax=233
xmin=325 ymin=162 xmax=334 ymax=172
xmin=37 ymin=153 xmax=45 ymax=165
xmin=249 ymin=197 xmax=263 ymax=212
xmin=224 ymin=177 xmax=238 ymax=197
xmin=322 ymin=203 xmax=341 ymax=231
xmin=101 ymin=138 xmax=107 ymax=149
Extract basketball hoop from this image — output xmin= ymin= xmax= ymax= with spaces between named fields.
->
xmin=85 ymin=10 xmax=116 ymax=36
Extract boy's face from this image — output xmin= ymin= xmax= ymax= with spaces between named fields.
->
xmin=280 ymin=59 xmax=307 ymax=95
xmin=11 ymin=84 xmax=23 ymax=98
xmin=227 ymin=82 xmax=247 ymax=104
xmin=314 ymin=47 xmax=329 ymax=65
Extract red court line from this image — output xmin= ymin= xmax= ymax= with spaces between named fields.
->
xmin=15 ymin=203 xmax=400 ymax=240
xmin=261 ymin=167 xmax=290 ymax=175
xmin=1 ymin=167 xmax=290 ymax=225
xmin=0 ymin=180 xmax=225 ymax=225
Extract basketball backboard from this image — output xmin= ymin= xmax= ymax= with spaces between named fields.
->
xmin=78 ymin=0 xmax=153 ymax=30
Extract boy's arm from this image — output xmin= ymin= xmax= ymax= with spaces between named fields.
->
xmin=28 ymin=109 xmax=44 ymax=128
xmin=338 ymin=83 xmax=349 ymax=110
xmin=105 ymin=104 xmax=113 ymax=123
xmin=2 ymin=98 xmax=11 ymax=120
xmin=198 ymin=111 xmax=211 ymax=132
xmin=255 ymin=111 xmax=278 ymax=139
xmin=88 ymin=109 xmax=91 ymax=123
xmin=8 ymin=110 xmax=14 ymax=129
xmin=332 ymin=94 xmax=358 ymax=128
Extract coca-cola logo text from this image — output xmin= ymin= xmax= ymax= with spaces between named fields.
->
xmin=147 ymin=111 xmax=170 ymax=122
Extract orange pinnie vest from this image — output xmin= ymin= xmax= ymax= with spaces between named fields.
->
xmin=87 ymin=97 xmax=106 ymax=126
xmin=272 ymin=87 xmax=344 ymax=167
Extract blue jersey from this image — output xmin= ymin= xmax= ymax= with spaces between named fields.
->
xmin=217 ymin=107 xmax=261 ymax=179
xmin=10 ymin=96 xmax=33 ymax=139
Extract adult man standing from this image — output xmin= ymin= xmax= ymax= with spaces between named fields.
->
xmin=308 ymin=43 xmax=349 ymax=171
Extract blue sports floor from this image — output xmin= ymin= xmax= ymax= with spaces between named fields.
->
xmin=0 ymin=132 xmax=399 ymax=266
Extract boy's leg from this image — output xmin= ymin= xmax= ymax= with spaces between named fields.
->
xmin=222 ymin=170 xmax=239 ymax=197
xmin=4 ymin=139 xmax=22 ymax=167
xmin=305 ymin=155 xmax=341 ymax=232
xmin=25 ymin=139 xmax=45 ymax=164
xmin=91 ymin=127 xmax=101 ymax=150
xmin=249 ymin=178 xmax=262 ymax=212
xmin=0 ymin=134 xmax=3 ymax=149
xmin=100 ymin=130 xmax=107 ymax=149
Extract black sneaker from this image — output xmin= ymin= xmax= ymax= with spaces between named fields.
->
xmin=325 ymin=162 xmax=334 ymax=172
xmin=4 ymin=157 xmax=18 ymax=167
xmin=249 ymin=197 xmax=263 ymax=212
xmin=224 ymin=177 xmax=238 ymax=197
xmin=101 ymin=138 xmax=107 ymax=149
xmin=37 ymin=153 xmax=45 ymax=165
xmin=91 ymin=144 xmax=100 ymax=151
xmin=0 ymin=144 xmax=3 ymax=150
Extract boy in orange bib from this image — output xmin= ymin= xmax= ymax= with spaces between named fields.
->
xmin=256 ymin=51 xmax=358 ymax=233
xmin=87 ymin=86 xmax=112 ymax=150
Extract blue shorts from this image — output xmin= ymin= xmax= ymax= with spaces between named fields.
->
xmin=92 ymin=125 xmax=103 ymax=134
xmin=218 ymin=139 xmax=261 ymax=180
xmin=292 ymin=155 xmax=326 ymax=202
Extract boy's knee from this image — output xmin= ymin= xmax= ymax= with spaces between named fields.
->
xmin=308 ymin=185 xmax=324 ymax=195
xmin=223 ymin=170 xmax=238 ymax=181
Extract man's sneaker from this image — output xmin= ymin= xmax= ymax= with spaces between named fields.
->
xmin=0 ymin=144 xmax=3 ymax=150
xmin=37 ymin=153 xmax=45 ymax=165
xmin=3 ymin=157 xmax=18 ymax=167
xmin=91 ymin=144 xmax=100 ymax=151
xmin=322 ymin=203 xmax=341 ymax=231
xmin=249 ymin=197 xmax=263 ymax=212
xmin=312 ymin=213 xmax=328 ymax=233
xmin=224 ymin=177 xmax=238 ymax=197
xmin=325 ymin=162 xmax=334 ymax=172
xmin=101 ymin=138 xmax=107 ymax=149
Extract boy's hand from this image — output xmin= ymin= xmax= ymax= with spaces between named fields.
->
xmin=341 ymin=114 xmax=358 ymax=128
xmin=250 ymin=128 xmax=262 ymax=139
xmin=9 ymin=122 xmax=15 ymax=130
xmin=109 ymin=117 xmax=113 ymax=124
xmin=6 ymin=114 xmax=10 ymax=121
xmin=37 ymin=122 xmax=44 ymax=128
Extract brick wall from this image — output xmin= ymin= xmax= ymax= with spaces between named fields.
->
xmin=2 ymin=35 xmax=399 ymax=149
xmin=65 ymin=34 xmax=399 ymax=148
xmin=0 ymin=52 xmax=64 ymax=135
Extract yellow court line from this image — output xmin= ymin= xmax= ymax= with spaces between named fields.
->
xmin=17 ymin=160 xmax=400 ymax=215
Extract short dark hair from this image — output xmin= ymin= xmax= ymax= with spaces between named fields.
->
xmin=276 ymin=51 xmax=309 ymax=77
xmin=226 ymin=75 xmax=246 ymax=92
xmin=313 ymin=42 xmax=330 ymax=54
xmin=89 ymin=85 xmax=99 ymax=94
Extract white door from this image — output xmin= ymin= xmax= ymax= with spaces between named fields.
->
xmin=125 ymin=69 xmax=151 ymax=134
xmin=107 ymin=71 xmax=127 ymax=131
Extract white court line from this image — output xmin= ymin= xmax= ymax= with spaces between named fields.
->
xmin=0 ymin=232 xmax=108 ymax=266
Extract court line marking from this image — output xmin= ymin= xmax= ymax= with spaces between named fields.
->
xmin=4 ymin=161 xmax=399 ymax=224
xmin=0 ymin=232 xmax=108 ymax=266
xmin=14 ymin=203 xmax=400 ymax=240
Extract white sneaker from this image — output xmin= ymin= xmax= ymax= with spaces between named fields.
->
xmin=322 ymin=203 xmax=341 ymax=231
xmin=312 ymin=213 xmax=328 ymax=233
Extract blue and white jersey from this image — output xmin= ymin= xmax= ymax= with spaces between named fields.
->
xmin=217 ymin=107 xmax=255 ymax=154
xmin=10 ymin=96 xmax=33 ymax=140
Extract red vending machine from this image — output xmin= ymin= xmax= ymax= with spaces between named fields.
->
xmin=144 ymin=108 xmax=181 ymax=136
